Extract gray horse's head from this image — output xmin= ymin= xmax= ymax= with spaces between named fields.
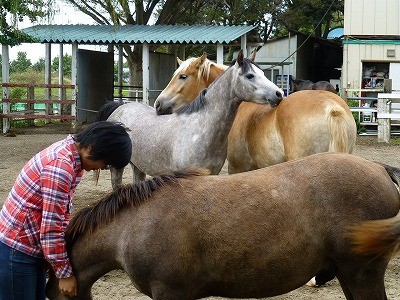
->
xmin=230 ymin=50 xmax=283 ymax=107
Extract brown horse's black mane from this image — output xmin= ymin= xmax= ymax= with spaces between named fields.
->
xmin=65 ymin=169 xmax=207 ymax=249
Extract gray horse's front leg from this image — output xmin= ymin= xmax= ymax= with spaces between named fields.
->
xmin=132 ymin=162 xmax=146 ymax=183
xmin=110 ymin=167 xmax=124 ymax=190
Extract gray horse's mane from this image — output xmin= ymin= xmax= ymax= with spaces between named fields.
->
xmin=175 ymin=88 xmax=208 ymax=115
xmin=65 ymin=169 xmax=208 ymax=248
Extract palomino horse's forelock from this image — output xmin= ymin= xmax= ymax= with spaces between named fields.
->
xmin=173 ymin=56 xmax=215 ymax=82
xmin=65 ymin=169 xmax=208 ymax=247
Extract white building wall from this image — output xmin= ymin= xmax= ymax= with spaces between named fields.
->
xmin=343 ymin=42 xmax=400 ymax=91
xmin=344 ymin=0 xmax=400 ymax=36
xmin=252 ymin=35 xmax=297 ymax=76
xmin=343 ymin=0 xmax=400 ymax=96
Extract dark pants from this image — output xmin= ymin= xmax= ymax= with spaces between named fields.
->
xmin=0 ymin=241 xmax=46 ymax=300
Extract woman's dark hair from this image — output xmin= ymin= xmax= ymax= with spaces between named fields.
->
xmin=75 ymin=121 xmax=132 ymax=169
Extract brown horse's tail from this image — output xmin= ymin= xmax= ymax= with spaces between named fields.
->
xmin=348 ymin=165 xmax=400 ymax=256
xmin=327 ymin=105 xmax=356 ymax=153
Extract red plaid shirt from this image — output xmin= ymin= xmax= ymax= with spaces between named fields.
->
xmin=0 ymin=135 xmax=83 ymax=278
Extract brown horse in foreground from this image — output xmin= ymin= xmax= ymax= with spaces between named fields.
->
xmin=154 ymin=53 xmax=357 ymax=174
xmin=46 ymin=153 xmax=400 ymax=300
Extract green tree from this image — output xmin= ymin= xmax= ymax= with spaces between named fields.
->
xmin=0 ymin=0 xmax=55 ymax=46
xmin=10 ymin=51 xmax=32 ymax=72
xmin=276 ymin=0 xmax=344 ymax=38
xmin=52 ymin=54 xmax=72 ymax=77
xmin=179 ymin=0 xmax=286 ymax=59
xmin=32 ymin=57 xmax=45 ymax=72
xmin=64 ymin=0 xmax=343 ymax=83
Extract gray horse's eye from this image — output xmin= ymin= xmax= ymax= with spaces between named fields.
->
xmin=246 ymin=74 xmax=254 ymax=79
xmin=179 ymin=74 xmax=188 ymax=79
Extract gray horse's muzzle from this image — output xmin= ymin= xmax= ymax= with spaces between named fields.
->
xmin=268 ymin=90 xmax=284 ymax=107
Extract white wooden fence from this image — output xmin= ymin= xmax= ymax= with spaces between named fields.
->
xmin=377 ymin=93 xmax=400 ymax=142
xmin=347 ymin=92 xmax=400 ymax=142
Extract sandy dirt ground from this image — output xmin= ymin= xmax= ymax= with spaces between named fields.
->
xmin=0 ymin=123 xmax=399 ymax=300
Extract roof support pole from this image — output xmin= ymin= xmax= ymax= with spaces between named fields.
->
xmin=71 ymin=42 xmax=78 ymax=131
xmin=217 ymin=43 xmax=223 ymax=64
xmin=179 ymin=45 xmax=185 ymax=61
xmin=142 ymin=42 xmax=150 ymax=105
xmin=45 ymin=43 xmax=52 ymax=123
xmin=2 ymin=45 xmax=10 ymax=133
xmin=58 ymin=44 xmax=64 ymax=115
xmin=118 ymin=45 xmax=123 ymax=99
xmin=241 ymin=34 xmax=247 ymax=57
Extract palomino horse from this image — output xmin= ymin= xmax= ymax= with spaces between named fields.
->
xmin=45 ymin=153 xmax=400 ymax=300
xmin=291 ymin=78 xmax=337 ymax=94
xmin=96 ymin=50 xmax=283 ymax=188
xmin=153 ymin=53 xmax=357 ymax=174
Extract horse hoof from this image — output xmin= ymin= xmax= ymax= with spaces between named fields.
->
xmin=305 ymin=277 xmax=318 ymax=287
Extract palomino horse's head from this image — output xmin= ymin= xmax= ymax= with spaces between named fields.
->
xmin=154 ymin=52 xmax=227 ymax=115
xmin=154 ymin=51 xmax=283 ymax=115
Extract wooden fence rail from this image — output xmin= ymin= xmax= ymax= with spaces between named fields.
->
xmin=1 ymin=83 xmax=76 ymax=133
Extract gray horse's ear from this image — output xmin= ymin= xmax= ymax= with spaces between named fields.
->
xmin=236 ymin=50 xmax=244 ymax=66
xmin=177 ymin=57 xmax=183 ymax=65
xmin=247 ymin=50 xmax=256 ymax=62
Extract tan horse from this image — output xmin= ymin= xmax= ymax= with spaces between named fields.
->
xmin=45 ymin=153 xmax=400 ymax=300
xmin=154 ymin=53 xmax=357 ymax=174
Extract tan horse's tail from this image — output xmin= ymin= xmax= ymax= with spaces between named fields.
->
xmin=348 ymin=165 xmax=400 ymax=256
xmin=327 ymin=105 xmax=356 ymax=153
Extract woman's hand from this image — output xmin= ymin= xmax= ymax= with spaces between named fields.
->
xmin=59 ymin=276 xmax=78 ymax=297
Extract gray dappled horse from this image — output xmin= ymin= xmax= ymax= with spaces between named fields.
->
xmin=96 ymin=50 xmax=283 ymax=189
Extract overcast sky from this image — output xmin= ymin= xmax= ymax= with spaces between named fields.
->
xmin=9 ymin=1 xmax=95 ymax=63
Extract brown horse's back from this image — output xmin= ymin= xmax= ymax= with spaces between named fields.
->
xmin=48 ymin=153 xmax=400 ymax=300
xmin=121 ymin=153 xmax=399 ymax=298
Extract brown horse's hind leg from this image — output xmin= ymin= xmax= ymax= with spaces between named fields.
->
xmin=335 ymin=260 xmax=388 ymax=300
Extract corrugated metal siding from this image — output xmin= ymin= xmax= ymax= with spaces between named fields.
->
xmin=22 ymin=25 xmax=255 ymax=44
xmin=344 ymin=0 xmax=400 ymax=36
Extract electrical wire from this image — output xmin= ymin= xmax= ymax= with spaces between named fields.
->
xmin=265 ymin=0 xmax=339 ymax=70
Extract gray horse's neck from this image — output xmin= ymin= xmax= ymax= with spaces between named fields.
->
xmin=171 ymin=67 xmax=241 ymax=174
xmin=179 ymin=66 xmax=240 ymax=140
xmin=198 ymin=67 xmax=239 ymax=120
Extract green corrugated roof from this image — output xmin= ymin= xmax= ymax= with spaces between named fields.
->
xmin=22 ymin=25 xmax=255 ymax=45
